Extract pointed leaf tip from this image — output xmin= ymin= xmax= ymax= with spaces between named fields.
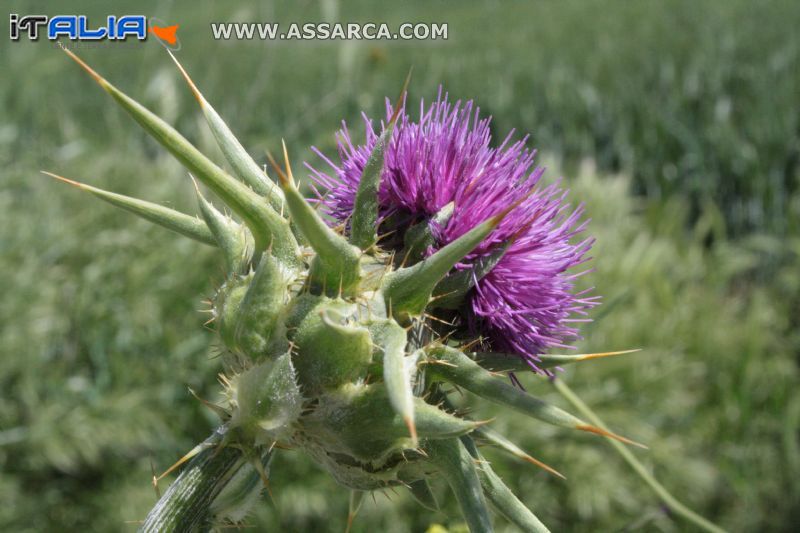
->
xmin=348 ymin=131 xmax=391 ymax=249
xmin=44 ymin=171 xmax=216 ymax=246
xmin=348 ymin=72 xmax=412 ymax=250
xmin=60 ymin=45 xmax=107 ymax=87
xmin=266 ymin=149 xmax=290 ymax=188
xmin=271 ymin=144 xmax=362 ymax=294
xmin=576 ymin=424 xmax=648 ymax=449
xmin=42 ymin=170 xmax=83 ymax=188
xmin=551 ymin=379 xmax=724 ymax=533
xmin=404 ymin=416 xmax=418 ymax=445
xmin=382 ymin=213 xmax=499 ymax=318
xmin=475 ymin=426 xmax=565 ymax=480
xmin=429 ymin=346 xmax=643 ymax=447
xmin=167 ymin=49 xmax=204 ymax=105
xmin=168 ymin=49 xmax=286 ymax=209
xmin=389 ymin=67 xmax=413 ymax=125
xmin=281 ymin=140 xmax=294 ymax=187
xmin=65 ymin=49 xmax=297 ymax=261
xmin=346 ymin=490 xmax=365 ymax=533
xmin=578 ymin=348 xmax=641 ymax=361
xmin=474 ymin=348 xmax=642 ymax=373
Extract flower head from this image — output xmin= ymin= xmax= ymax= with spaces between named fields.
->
xmin=308 ymin=91 xmax=598 ymax=371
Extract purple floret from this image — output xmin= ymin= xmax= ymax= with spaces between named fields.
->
xmin=306 ymin=90 xmax=599 ymax=372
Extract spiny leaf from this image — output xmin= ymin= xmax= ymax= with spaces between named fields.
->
xmin=349 ymin=70 xmax=411 ymax=250
xmin=381 ymin=212 xmax=506 ymax=319
xmin=43 ymin=171 xmax=215 ymax=246
xmin=306 ymin=383 xmax=481 ymax=459
xmin=425 ymin=438 xmax=494 ymax=533
xmin=193 ymin=179 xmax=252 ymax=272
xmin=436 ymin=383 xmax=564 ymax=479
xmin=233 ymin=253 xmax=291 ymax=359
xmin=269 ymin=143 xmax=362 ymax=294
xmin=412 ymin=396 xmax=485 ymax=439
xmin=431 ymin=241 xmax=511 ymax=309
xmin=291 ymin=298 xmax=372 ymax=393
xmin=403 ymin=201 xmax=455 ymax=264
xmin=168 ymin=51 xmax=286 ymax=214
xmin=428 ymin=346 xmax=646 ymax=448
xmin=61 ymin=47 xmax=300 ymax=265
xmin=461 ymin=436 xmax=551 ymax=533
xmin=382 ymin=185 xmax=535 ymax=319
xmin=370 ymin=319 xmax=417 ymax=446
xmin=348 ymin=125 xmax=393 ymax=251
xmin=232 ymin=353 xmax=302 ymax=442
xmin=216 ymin=278 xmax=251 ymax=351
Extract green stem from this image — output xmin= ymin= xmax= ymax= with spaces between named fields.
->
xmin=425 ymin=438 xmax=494 ymax=533
xmin=551 ymin=378 xmax=726 ymax=533
xmin=461 ymin=436 xmax=550 ymax=533
xmin=140 ymin=431 xmax=244 ymax=533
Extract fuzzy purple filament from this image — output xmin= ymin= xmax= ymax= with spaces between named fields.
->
xmin=306 ymin=91 xmax=599 ymax=371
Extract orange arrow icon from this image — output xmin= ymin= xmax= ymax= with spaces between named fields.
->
xmin=150 ymin=24 xmax=179 ymax=45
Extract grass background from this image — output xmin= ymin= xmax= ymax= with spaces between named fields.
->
xmin=1 ymin=0 xmax=798 ymax=531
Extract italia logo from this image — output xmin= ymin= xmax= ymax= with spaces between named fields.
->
xmin=9 ymin=14 xmax=180 ymax=48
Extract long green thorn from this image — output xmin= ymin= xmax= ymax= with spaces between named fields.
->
xmin=461 ymin=436 xmax=551 ymax=533
xmin=474 ymin=349 xmax=641 ymax=373
xmin=43 ymin=171 xmax=215 ymax=246
xmin=346 ymin=490 xmax=365 ymax=533
xmin=349 ymin=69 xmax=411 ymax=250
xmin=428 ymin=346 xmax=646 ymax=448
xmin=473 ymin=426 xmax=565 ymax=480
xmin=434 ymin=379 xmax=564 ymax=480
xmin=268 ymin=143 xmax=362 ymax=294
xmin=61 ymin=47 xmax=299 ymax=264
xmin=167 ymin=51 xmax=286 ymax=213
xmin=425 ymin=438 xmax=494 ymax=533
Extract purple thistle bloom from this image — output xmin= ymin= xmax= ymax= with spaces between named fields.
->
xmin=307 ymin=91 xmax=599 ymax=372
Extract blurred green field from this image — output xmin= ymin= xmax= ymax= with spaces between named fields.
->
xmin=1 ymin=0 xmax=799 ymax=531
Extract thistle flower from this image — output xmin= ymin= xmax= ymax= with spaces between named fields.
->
xmin=47 ymin=48 xmax=721 ymax=533
xmin=308 ymin=93 xmax=599 ymax=372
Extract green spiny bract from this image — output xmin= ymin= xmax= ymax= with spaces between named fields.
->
xmin=49 ymin=48 xmax=644 ymax=533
